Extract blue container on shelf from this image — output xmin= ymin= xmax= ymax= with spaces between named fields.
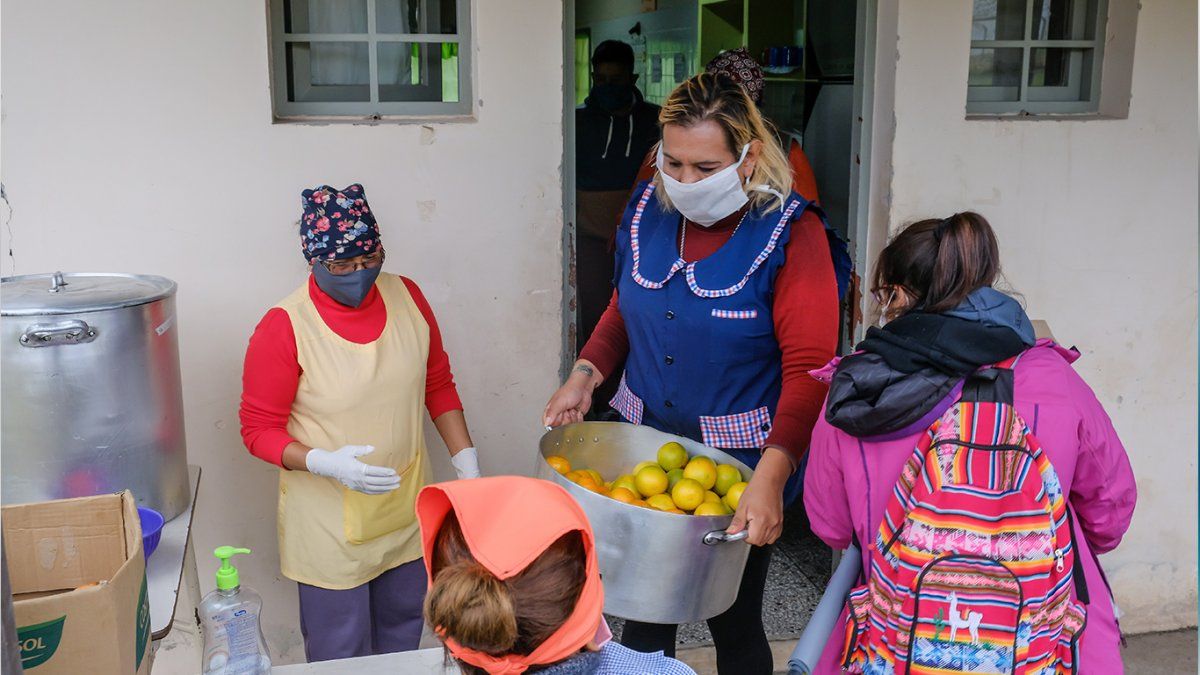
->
xmin=138 ymin=506 xmax=164 ymax=560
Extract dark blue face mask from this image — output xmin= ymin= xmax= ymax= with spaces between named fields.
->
xmin=588 ymin=83 xmax=634 ymax=114
xmin=312 ymin=262 xmax=381 ymax=308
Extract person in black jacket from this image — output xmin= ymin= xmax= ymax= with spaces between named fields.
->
xmin=575 ymin=40 xmax=660 ymax=408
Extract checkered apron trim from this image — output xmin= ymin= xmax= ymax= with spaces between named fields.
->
xmin=711 ymin=308 xmax=759 ymax=319
xmin=609 ymin=374 xmax=644 ymax=425
xmin=629 ymin=182 xmax=686 ymax=290
xmin=698 ymin=406 xmax=772 ymax=448
xmin=684 ymin=198 xmax=799 ymax=299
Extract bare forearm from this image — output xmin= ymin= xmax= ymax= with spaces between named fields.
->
xmin=433 ymin=409 xmax=473 ymax=455
xmin=281 ymin=441 xmax=312 ymax=471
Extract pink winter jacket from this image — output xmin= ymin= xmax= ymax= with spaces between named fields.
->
xmin=803 ymin=340 xmax=1136 ymax=673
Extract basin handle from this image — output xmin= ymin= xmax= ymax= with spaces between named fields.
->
xmin=19 ymin=319 xmax=98 ymax=347
xmin=702 ymin=530 xmax=749 ymax=546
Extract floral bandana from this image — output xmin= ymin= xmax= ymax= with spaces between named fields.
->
xmin=299 ymin=183 xmax=381 ymax=262
xmin=705 ymin=47 xmax=764 ymax=103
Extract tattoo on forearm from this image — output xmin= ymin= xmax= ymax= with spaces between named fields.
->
xmin=573 ymin=364 xmax=595 ymax=378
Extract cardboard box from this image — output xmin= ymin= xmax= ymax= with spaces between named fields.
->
xmin=3 ymin=491 xmax=151 ymax=673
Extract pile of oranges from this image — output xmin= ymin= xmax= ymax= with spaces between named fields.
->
xmin=546 ymin=441 xmax=748 ymax=517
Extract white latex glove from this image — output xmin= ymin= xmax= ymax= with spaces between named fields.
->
xmin=450 ymin=447 xmax=481 ymax=479
xmin=305 ymin=445 xmax=401 ymax=495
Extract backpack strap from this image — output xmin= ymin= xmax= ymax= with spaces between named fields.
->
xmin=961 ymin=367 xmax=1015 ymax=405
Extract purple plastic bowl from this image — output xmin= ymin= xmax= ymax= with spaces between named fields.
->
xmin=137 ymin=507 xmax=164 ymax=561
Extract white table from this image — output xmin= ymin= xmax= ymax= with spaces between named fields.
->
xmin=148 ymin=464 xmax=201 ymax=640
xmin=272 ymin=648 xmax=460 ymax=673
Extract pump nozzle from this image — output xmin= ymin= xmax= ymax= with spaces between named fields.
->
xmin=213 ymin=546 xmax=252 ymax=590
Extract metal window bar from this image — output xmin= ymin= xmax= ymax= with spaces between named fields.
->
xmin=270 ymin=0 xmax=473 ymax=119
xmin=967 ymin=0 xmax=1108 ymax=115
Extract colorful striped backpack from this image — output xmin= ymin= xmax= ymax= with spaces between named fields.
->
xmin=841 ymin=356 xmax=1089 ymax=674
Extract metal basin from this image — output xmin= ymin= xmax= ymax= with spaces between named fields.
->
xmin=536 ymin=422 xmax=753 ymax=624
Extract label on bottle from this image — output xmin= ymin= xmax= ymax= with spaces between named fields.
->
xmin=204 ymin=606 xmax=266 ymax=675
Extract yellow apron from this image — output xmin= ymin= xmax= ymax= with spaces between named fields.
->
xmin=275 ymin=273 xmax=432 ymax=590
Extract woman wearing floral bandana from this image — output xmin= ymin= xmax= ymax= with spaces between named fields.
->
xmin=238 ymin=183 xmax=481 ymax=662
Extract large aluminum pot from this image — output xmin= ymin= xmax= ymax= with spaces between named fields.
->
xmin=1 ymin=272 xmax=190 ymax=519
xmin=536 ymin=422 xmax=753 ymax=624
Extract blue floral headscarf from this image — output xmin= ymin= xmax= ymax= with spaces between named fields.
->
xmin=299 ymin=183 xmax=382 ymax=261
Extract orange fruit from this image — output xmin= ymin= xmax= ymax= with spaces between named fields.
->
xmin=565 ymin=470 xmax=587 ymax=484
xmin=611 ymin=475 xmax=638 ymax=494
xmin=633 ymin=460 xmax=658 ymax=475
xmin=714 ymin=464 xmax=741 ymax=496
xmin=670 ymin=478 xmax=706 ymax=512
xmin=694 ymin=502 xmax=730 ymax=517
xmin=646 ymin=494 xmax=676 ymax=511
xmin=546 ymin=455 xmax=571 ymax=475
xmin=634 ymin=465 xmax=669 ymax=498
xmin=610 ymin=487 xmax=638 ymax=504
xmin=723 ymin=481 xmax=748 ymax=511
xmin=657 ymin=442 xmax=689 ymax=472
xmin=576 ymin=475 xmax=600 ymax=492
xmin=667 ymin=508 xmax=686 ymax=515
xmin=585 ymin=469 xmax=605 ymax=486
xmin=632 ymin=499 xmax=650 ymax=508
xmin=683 ymin=456 xmax=717 ymax=490
xmin=666 ymin=468 xmax=685 ymax=490
xmin=703 ymin=490 xmax=723 ymax=505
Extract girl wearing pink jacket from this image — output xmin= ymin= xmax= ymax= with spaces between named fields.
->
xmin=803 ymin=212 xmax=1136 ymax=673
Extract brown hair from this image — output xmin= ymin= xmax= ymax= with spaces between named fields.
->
xmin=872 ymin=211 xmax=1001 ymax=314
xmin=424 ymin=513 xmax=587 ymax=674
xmin=655 ymin=72 xmax=791 ymax=212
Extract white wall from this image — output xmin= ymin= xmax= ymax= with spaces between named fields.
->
xmin=882 ymin=0 xmax=1198 ymax=632
xmin=1 ymin=0 xmax=565 ymax=663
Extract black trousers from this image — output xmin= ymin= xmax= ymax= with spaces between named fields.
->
xmin=620 ymin=543 xmax=774 ymax=675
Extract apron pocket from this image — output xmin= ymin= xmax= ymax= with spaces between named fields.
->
xmin=699 ymin=407 xmax=771 ymax=448
xmin=609 ymin=374 xmax=644 ymax=425
xmin=343 ymin=456 xmax=418 ymax=545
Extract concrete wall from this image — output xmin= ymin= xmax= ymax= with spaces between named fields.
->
xmin=882 ymin=0 xmax=1198 ymax=632
xmin=0 ymin=0 xmax=566 ymax=662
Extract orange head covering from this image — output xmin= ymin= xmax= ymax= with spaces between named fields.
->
xmin=416 ymin=477 xmax=605 ymax=675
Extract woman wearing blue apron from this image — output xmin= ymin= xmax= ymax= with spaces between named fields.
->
xmin=544 ymin=73 xmax=840 ymax=673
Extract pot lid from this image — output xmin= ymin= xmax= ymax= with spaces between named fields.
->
xmin=1 ymin=272 xmax=177 ymax=316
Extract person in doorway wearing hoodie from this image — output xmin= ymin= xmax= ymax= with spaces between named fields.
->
xmin=803 ymin=212 xmax=1136 ymax=673
xmin=239 ymin=184 xmax=482 ymax=662
xmin=575 ymin=39 xmax=660 ymax=411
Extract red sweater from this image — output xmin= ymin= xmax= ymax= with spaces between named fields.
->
xmin=239 ymin=275 xmax=463 ymax=467
xmin=580 ymin=207 xmax=837 ymax=462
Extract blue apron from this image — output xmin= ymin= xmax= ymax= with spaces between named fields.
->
xmin=609 ymin=181 xmax=821 ymax=507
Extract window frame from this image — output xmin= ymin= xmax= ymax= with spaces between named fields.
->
xmin=967 ymin=0 xmax=1108 ymax=116
xmin=269 ymin=0 xmax=473 ymax=121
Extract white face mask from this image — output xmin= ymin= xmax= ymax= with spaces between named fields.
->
xmin=656 ymin=143 xmax=752 ymax=226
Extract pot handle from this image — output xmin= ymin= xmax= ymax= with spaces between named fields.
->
xmin=19 ymin=319 xmax=98 ymax=347
xmin=702 ymin=530 xmax=749 ymax=546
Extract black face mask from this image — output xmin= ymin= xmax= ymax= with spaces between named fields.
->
xmin=588 ymin=83 xmax=634 ymax=114
xmin=312 ymin=263 xmax=381 ymax=308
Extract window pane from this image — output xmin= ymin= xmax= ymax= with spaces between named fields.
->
xmin=1032 ymin=0 xmax=1099 ymax=40
xmin=968 ymin=47 xmax=1023 ymax=86
xmin=285 ymin=42 xmax=370 ymax=102
xmin=1028 ymin=48 xmax=1094 ymax=101
xmin=378 ymin=42 xmax=460 ymax=102
xmin=972 ymin=0 xmax=1027 ymax=40
xmin=285 ymin=0 xmax=367 ymax=34
xmin=376 ymin=0 xmax=457 ymax=34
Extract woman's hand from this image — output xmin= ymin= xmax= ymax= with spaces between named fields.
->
xmin=727 ymin=447 xmax=794 ymax=546
xmin=542 ymin=361 xmax=603 ymax=428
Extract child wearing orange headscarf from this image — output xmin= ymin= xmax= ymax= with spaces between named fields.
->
xmin=416 ymin=477 xmax=696 ymax=675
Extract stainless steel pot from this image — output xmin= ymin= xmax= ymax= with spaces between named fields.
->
xmin=536 ymin=422 xmax=753 ymax=624
xmin=1 ymin=272 xmax=190 ymax=519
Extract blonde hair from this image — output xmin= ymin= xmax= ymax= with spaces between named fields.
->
xmin=654 ymin=72 xmax=792 ymax=213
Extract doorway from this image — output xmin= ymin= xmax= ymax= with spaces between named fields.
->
xmin=564 ymin=0 xmax=877 ymax=364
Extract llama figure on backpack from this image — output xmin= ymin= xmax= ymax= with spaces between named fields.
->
xmin=803 ymin=213 xmax=1136 ymax=674
xmin=947 ymin=593 xmax=982 ymax=645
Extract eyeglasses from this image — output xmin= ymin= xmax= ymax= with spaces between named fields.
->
xmin=321 ymin=249 xmax=385 ymax=276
